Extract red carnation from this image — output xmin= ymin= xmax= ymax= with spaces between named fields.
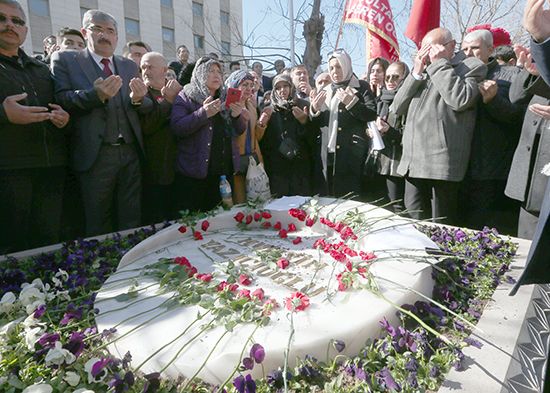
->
xmin=277 ymin=258 xmax=289 ymax=269
xmin=245 ymin=214 xmax=253 ymax=225
xmin=278 ymin=229 xmax=288 ymax=238
xmin=254 ymin=212 xmax=261 ymax=222
xmin=262 ymin=221 xmax=272 ymax=229
xmin=193 ymin=231 xmax=203 ymax=240
xmin=239 ymin=274 xmax=251 ymax=286
xmin=261 ymin=211 xmax=272 ymax=219
xmin=292 ymin=237 xmax=302 ymax=245
xmin=252 ymin=288 xmax=265 ymax=300
xmin=234 ymin=212 xmax=245 ymax=223
xmin=274 ymin=221 xmax=282 ymax=230
xmin=284 ymin=291 xmax=310 ymax=312
xmin=288 ymin=223 xmax=297 ymax=232
xmin=305 ymin=217 xmax=315 ymax=227
xmin=178 ymin=225 xmax=187 ymax=234
xmin=201 ymin=220 xmax=210 ymax=231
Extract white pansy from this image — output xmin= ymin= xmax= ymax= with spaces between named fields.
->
xmin=44 ymin=341 xmax=76 ymax=366
xmin=54 ymin=269 xmax=69 ymax=283
xmin=63 ymin=371 xmax=81 ymax=387
xmin=19 ymin=286 xmax=46 ymax=314
xmin=22 ymin=383 xmax=53 ymax=393
xmin=0 ymin=292 xmax=16 ymax=314
xmin=25 ymin=326 xmax=45 ymax=350
xmin=73 ymin=389 xmax=95 ymax=393
xmin=54 ymin=290 xmax=71 ymax=301
xmin=84 ymin=357 xmax=108 ymax=384
xmin=0 ymin=317 xmax=23 ymax=336
xmin=542 ymin=162 xmax=550 ymax=176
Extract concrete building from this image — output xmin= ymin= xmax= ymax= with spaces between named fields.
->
xmin=18 ymin=0 xmax=243 ymax=64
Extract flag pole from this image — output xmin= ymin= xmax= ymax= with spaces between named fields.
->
xmin=334 ymin=0 xmax=350 ymax=50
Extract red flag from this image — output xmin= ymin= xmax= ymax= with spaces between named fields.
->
xmin=405 ymin=0 xmax=441 ymax=49
xmin=343 ymin=0 xmax=399 ymax=62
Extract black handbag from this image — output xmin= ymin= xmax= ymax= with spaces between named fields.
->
xmin=278 ymin=136 xmax=300 ymax=160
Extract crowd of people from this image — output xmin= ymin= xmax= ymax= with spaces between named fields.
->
xmin=1 ymin=0 xmax=549 ymax=254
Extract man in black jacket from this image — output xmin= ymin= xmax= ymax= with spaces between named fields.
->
xmin=460 ymin=29 xmax=525 ymax=234
xmin=0 ymin=0 xmax=70 ymax=252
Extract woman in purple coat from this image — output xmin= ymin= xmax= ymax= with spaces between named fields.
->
xmin=171 ymin=56 xmax=246 ymax=212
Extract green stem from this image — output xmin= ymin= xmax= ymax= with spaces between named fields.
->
xmin=134 ymin=310 xmax=212 ymax=372
xmin=283 ymin=312 xmax=295 ymax=393
xmin=217 ymin=323 xmax=261 ymax=393
xmin=92 ymin=295 xmax=176 ymax=348
xmin=158 ymin=319 xmax=217 ymax=374
xmin=180 ymin=330 xmax=230 ymax=392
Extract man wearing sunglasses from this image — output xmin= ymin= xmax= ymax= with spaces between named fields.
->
xmin=0 ymin=0 xmax=70 ymax=252
xmin=391 ymin=27 xmax=487 ymax=225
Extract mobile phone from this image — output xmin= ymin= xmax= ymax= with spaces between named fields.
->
xmin=225 ymin=87 xmax=242 ymax=108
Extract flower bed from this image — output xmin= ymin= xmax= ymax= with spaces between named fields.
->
xmin=0 ymin=201 xmax=517 ymax=393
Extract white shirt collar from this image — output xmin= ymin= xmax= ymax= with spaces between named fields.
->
xmin=89 ymin=49 xmax=114 ymax=73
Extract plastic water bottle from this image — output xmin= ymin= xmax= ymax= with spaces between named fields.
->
xmin=219 ymin=175 xmax=233 ymax=208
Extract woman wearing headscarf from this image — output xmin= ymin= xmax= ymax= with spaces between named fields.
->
xmin=225 ymin=70 xmax=265 ymax=204
xmin=377 ymin=61 xmax=410 ymax=213
xmin=366 ymin=57 xmax=390 ymax=98
xmin=171 ymin=56 xmax=246 ymax=212
xmin=258 ymin=74 xmax=312 ymax=196
xmin=310 ymin=49 xmax=377 ymax=197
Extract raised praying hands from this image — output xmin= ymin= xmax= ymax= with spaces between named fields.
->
xmin=129 ymin=77 xmax=148 ymax=103
xmin=524 ymin=0 xmax=550 ymax=42
xmin=161 ymin=79 xmax=182 ymax=104
xmin=292 ymin=106 xmax=309 ymax=125
xmin=93 ymin=75 xmax=122 ymax=102
xmin=2 ymin=93 xmax=51 ymax=125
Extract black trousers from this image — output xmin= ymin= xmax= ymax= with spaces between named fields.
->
xmin=174 ymin=172 xmax=231 ymax=213
xmin=404 ymin=177 xmax=459 ymax=225
xmin=79 ymin=144 xmax=141 ymax=237
xmin=385 ymin=175 xmax=405 ymax=213
xmin=142 ymin=182 xmax=177 ymax=225
xmin=460 ymin=179 xmax=519 ymax=235
xmin=0 ymin=166 xmax=65 ymax=253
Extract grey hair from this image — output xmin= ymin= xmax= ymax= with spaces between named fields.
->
xmin=464 ymin=29 xmax=493 ymax=47
xmin=142 ymin=51 xmax=167 ymax=66
xmin=0 ymin=0 xmax=25 ymax=18
xmin=82 ymin=9 xmax=118 ymax=32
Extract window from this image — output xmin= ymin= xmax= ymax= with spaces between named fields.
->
xmin=221 ymin=41 xmax=230 ymax=56
xmin=192 ymin=2 xmax=203 ymax=17
xmin=125 ymin=18 xmax=140 ymax=37
xmin=162 ymin=27 xmax=175 ymax=43
xmin=160 ymin=0 xmax=172 ymax=7
xmin=29 ymin=0 xmax=50 ymax=17
xmin=193 ymin=34 xmax=204 ymax=49
xmin=220 ymin=11 xmax=230 ymax=26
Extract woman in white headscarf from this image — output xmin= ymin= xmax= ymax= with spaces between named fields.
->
xmin=310 ymin=49 xmax=377 ymax=197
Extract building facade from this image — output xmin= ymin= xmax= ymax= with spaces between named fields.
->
xmin=18 ymin=0 xmax=243 ymax=64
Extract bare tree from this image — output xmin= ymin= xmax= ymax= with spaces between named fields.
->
xmin=442 ymin=0 xmax=526 ymax=45
xmin=302 ymin=0 xmax=325 ymax=78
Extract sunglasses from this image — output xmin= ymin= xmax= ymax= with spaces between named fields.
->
xmin=385 ymin=74 xmax=402 ymax=82
xmin=0 ymin=14 xmax=26 ymax=27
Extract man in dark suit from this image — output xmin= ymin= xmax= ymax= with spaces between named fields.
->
xmin=511 ymin=0 xmax=550 ymax=294
xmin=51 ymin=9 xmax=150 ymax=236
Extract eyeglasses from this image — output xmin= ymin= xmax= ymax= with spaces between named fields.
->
xmin=327 ymin=48 xmax=346 ymax=58
xmin=86 ymin=25 xmax=116 ymax=35
xmin=0 ymin=14 xmax=26 ymax=27
xmin=385 ymin=74 xmax=401 ymax=82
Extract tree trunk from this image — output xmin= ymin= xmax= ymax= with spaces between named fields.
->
xmin=302 ymin=0 xmax=324 ymax=80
